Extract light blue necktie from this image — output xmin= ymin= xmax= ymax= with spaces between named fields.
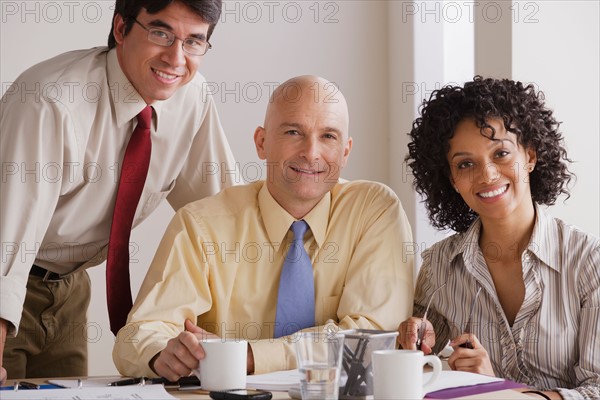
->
xmin=274 ymin=220 xmax=315 ymax=338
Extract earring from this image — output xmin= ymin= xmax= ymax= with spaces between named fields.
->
xmin=453 ymin=186 xmax=459 ymax=193
xmin=528 ymin=164 xmax=535 ymax=172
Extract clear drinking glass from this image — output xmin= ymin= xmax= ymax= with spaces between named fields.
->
xmin=295 ymin=332 xmax=345 ymax=400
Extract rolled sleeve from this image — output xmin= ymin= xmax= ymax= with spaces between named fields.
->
xmin=112 ymin=209 xmax=213 ymax=377
xmin=0 ymin=277 xmax=26 ymax=336
xmin=1 ymin=87 xmax=68 ymax=333
xmin=249 ymin=337 xmax=294 ymax=374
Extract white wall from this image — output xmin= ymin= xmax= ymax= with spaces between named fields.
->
xmin=1 ymin=0 xmax=391 ymax=375
xmin=2 ymin=0 xmax=598 ymax=376
xmin=388 ymin=0 xmax=600 ymax=273
xmin=512 ymin=0 xmax=600 ymax=236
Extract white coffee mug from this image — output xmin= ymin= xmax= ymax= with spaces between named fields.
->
xmin=372 ymin=349 xmax=442 ymax=400
xmin=194 ymin=338 xmax=247 ymax=391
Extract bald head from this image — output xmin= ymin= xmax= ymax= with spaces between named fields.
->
xmin=265 ymin=75 xmax=349 ymax=138
xmin=254 ymin=75 xmax=353 ymax=218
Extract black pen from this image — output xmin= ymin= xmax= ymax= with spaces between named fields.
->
xmin=16 ymin=381 xmax=41 ymax=390
xmin=150 ymin=376 xmax=201 ymax=387
xmin=108 ymin=375 xmax=201 ymax=387
xmin=108 ymin=377 xmax=145 ymax=386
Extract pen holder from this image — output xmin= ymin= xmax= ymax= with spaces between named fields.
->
xmin=338 ymin=329 xmax=399 ymax=399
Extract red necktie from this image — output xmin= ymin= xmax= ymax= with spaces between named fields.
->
xmin=106 ymin=106 xmax=153 ymax=335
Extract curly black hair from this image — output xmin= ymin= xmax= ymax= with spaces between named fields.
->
xmin=406 ymin=76 xmax=574 ymax=233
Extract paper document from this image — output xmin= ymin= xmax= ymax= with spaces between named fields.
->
xmin=453 ymin=389 xmax=535 ymax=399
xmin=425 ymin=370 xmax=503 ymax=393
xmin=246 ymin=369 xmax=506 ymax=394
xmin=0 ymin=384 xmax=176 ymax=399
xmin=246 ymin=369 xmax=299 ymax=391
xmin=49 ymin=377 xmax=116 ymax=388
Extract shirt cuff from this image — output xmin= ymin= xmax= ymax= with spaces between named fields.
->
xmin=0 ymin=276 xmax=27 ymax=336
xmin=249 ymin=337 xmax=297 ymax=374
xmin=113 ymin=326 xmax=168 ymax=378
xmin=557 ymin=387 xmax=585 ymax=400
xmin=139 ymin=342 xmax=168 ymax=378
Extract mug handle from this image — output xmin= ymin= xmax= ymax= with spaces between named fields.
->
xmin=421 ymin=355 xmax=442 ymax=394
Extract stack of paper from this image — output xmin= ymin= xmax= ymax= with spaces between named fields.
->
xmin=425 ymin=371 xmax=526 ymax=399
xmin=425 ymin=370 xmax=504 ymax=393
xmin=246 ymin=369 xmax=299 ymax=391
xmin=0 ymin=385 xmax=176 ymax=399
xmin=245 ymin=369 xmax=526 ymax=399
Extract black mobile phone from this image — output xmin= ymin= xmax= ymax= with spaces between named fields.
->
xmin=209 ymin=389 xmax=273 ymax=400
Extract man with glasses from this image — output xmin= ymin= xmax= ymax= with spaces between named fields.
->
xmin=0 ymin=0 xmax=237 ymax=382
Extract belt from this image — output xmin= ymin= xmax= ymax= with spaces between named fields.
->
xmin=30 ymin=265 xmax=64 ymax=281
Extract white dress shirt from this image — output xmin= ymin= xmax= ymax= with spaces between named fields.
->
xmin=0 ymin=47 xmax=238 ymax=335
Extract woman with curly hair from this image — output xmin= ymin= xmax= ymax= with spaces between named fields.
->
xmin=397 ymin=76 xmax=599 ymax=400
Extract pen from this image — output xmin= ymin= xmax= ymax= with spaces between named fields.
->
xmin=150 ymin=375 xmax=201 ymax=387
xmin=108 ymin=377 xmax=145 ymax=386
xmin=108 ymin=375 xmax=201 ymax=387
xmin=17 ymin=381 xmax=40 ymax=390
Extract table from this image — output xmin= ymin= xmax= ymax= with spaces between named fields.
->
xmin=175 ymin=388 xmax=536 ymax=399
xmin=12 ymin=376 xmax=537 ymax=399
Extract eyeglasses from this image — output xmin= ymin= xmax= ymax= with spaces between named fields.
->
xmin=416 ymin=283 xmax=446 ymax=351
xmin=133 ymin=19 xmax=212 ymax=56
xmin=459 ymin=286 xmax=482 ymax=349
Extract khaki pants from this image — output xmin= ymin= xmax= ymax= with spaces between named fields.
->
xmin=4 ymin=269 xmax=91 ymax=379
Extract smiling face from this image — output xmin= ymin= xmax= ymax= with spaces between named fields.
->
xmin=113 ymin=1 xmax=208 ymax=104
xmin=254 ymin=77 xmax=352 ymax=218
xmin=447 ymin=118 xmax=537 ymax=225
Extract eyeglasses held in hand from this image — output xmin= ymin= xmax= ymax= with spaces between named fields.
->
xmin=459 ymin=286 xmax=482 ymax=349
xmin=416 ymin=283 xmax=446 ymax=351
xmin=134 ymin=19 xmax=212 ymax=56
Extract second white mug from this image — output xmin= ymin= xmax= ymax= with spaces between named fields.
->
xmin=372 ymin=349 xmax=442 ymax=400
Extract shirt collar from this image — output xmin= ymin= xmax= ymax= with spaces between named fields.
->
xmin=258 ymin=184 xmax=330 ymax=252
xmin=106 ymin=49 xmax=161 ymax=129
xmin=448 ymin=204 xmax=561 ymax=273
xmin=450 ymin=219 xmax=482 ymax=263
xmin=302 ymin=192 xmax=330 ymax=248
xmin=526 ymin=204 xmax=561 ymax=273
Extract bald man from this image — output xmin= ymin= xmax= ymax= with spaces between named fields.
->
xmin=112 ymin=76 xmax=414 ymax=378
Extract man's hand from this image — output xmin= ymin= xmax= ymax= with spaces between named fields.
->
xmin=448 ymin=334 xmax=494 ymax=376
xmin=1 ymin=319 xmax=7 ymax=384
xmin=397 ymin=317 xmax=436 ymax=354
xmin=151 ymin=319 xmax=218 ymax=382
xmin=247 ymin=344 xmax=255 ymax=375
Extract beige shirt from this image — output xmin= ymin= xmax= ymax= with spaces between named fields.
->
xmin=0 ymin=47 xmax=238 ymax=334
xmin=415 ymin=205 xmax=600 ymax=400
xmin=113 ymin=180 xmax=414 ymax=375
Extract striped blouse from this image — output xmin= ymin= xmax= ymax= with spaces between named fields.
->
xmin=414 ymin=205 xmax=600 ymax=400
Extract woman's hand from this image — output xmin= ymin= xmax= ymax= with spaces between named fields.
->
xmin=397 ymin=317 xmax=436 ymax=355
xmin=448 ymin=333 xmax=494 ymax=376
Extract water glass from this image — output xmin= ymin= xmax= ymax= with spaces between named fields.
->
xmin=295 ymin=332 xmax=344 ymax=400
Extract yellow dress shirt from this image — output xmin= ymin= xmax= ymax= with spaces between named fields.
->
xmin=113 ymin=180 xmax=414 ymax=375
